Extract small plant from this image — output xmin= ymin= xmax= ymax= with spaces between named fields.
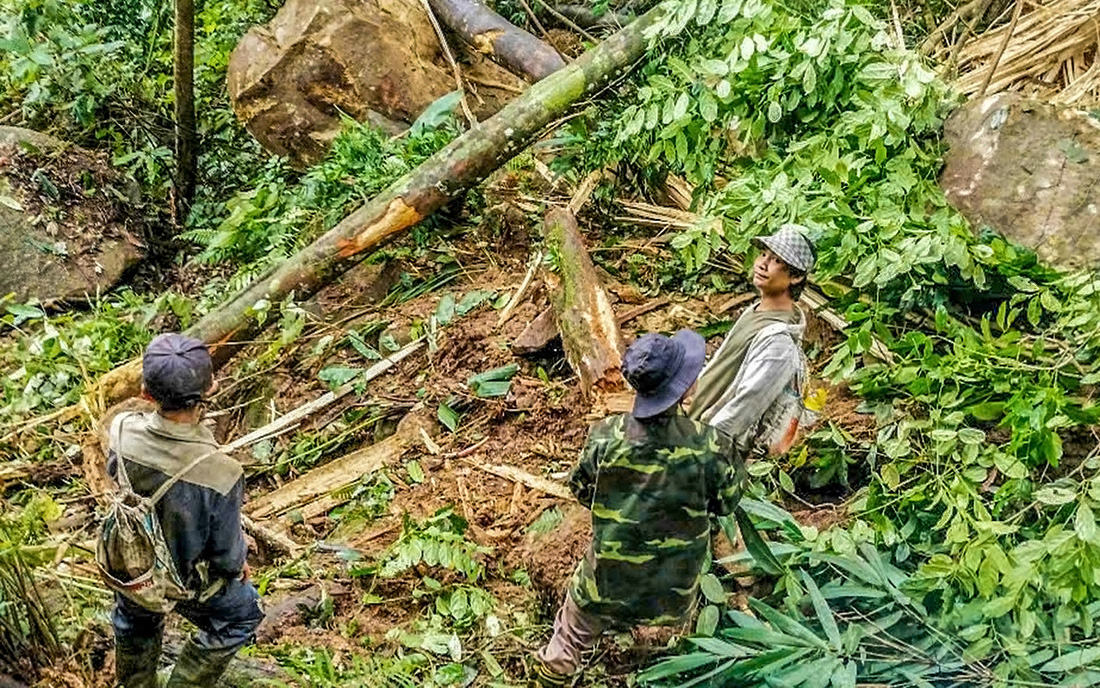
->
xmin=0 ymin=495 xmax=63 ymax=679
xmin=354 ymin=508 xmax=491 ymax=583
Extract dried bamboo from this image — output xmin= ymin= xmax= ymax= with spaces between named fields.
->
xmin=948 ymin=0 xmax=1100 ymax=105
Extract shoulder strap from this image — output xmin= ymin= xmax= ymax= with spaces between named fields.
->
xmin=148 ymin=446 xmax=223 ymax=506
xmin=111 ymin=413 xmax=135 ymax=493
xmin=113 ymin=412 xmax=226 ymax=506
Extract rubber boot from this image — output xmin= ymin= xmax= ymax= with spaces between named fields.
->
xmin=531 ymin=660 xmax=571 ymax=687
xmin=115 ymin=634 xmax=162 ymax=688
xmin=164 ymin=640 xmax=238 ymax=688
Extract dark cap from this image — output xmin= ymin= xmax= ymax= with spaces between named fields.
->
xmin=142 ymin=333 xmax=213 ymax=410
xmin=623 ymin=330 xmax=706 ymax=419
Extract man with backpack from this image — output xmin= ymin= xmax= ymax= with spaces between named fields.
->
xmin=103 ymin=333 xmax=263 ymax=688
xmin=689 ymin=224 xmax=817 ymax=457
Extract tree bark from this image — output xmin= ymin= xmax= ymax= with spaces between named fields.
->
xmin=542 ymin=208 xmax=624 ymax=398
xmin=428 ymin=0 xmax=566 ymax=82
xmin=553 ymin=4 xmax=635 ymax=30
xmin=182 ymin=3 xmax=668 ymax=364
xmin=174 ymin=0 xmax=197 ymax=213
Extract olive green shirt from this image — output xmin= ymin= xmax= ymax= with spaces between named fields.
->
xmin=567 ymin=411 xmax=742 ymax=625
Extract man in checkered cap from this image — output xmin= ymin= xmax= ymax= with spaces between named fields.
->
xmin=107 ymin=334 xmax=263 ymax=688
xmin=689 ymin=224 xmax=818 ymax=457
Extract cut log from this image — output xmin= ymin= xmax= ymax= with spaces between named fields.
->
xmin=179 ymin=4 xmax=669 ymax=366
xmin=428 ymin=0 xmax=565 ymax=82
xmin=542 ymin=208 xmax=624 ymax=397
xmin=246 ymin=409 xmax=432 ymax=520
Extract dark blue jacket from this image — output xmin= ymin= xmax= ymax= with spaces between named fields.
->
xmin=107 ymin=411 xmax=246 ymax=591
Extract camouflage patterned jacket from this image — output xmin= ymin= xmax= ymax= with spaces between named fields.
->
xmin=567 ymin=411 xmax=742 ymax=625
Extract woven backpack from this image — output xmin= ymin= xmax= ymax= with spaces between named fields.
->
xmin=96 ymin=414 xmax=215 ymax=613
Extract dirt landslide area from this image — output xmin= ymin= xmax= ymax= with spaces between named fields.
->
xmin=35 ymin=204 xmax=872 ymax=686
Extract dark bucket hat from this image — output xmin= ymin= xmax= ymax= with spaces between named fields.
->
xmin=142 ymin=333 xmax=213 ymax=410
xmin=623 ymin=330 xmax=706 ymax=419
xmin=752 ymin=223 xmax=816 ymax=273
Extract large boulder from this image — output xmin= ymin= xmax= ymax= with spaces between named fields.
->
xmin=941 ymin=93 xmax=1100 ymax=270
xmin=227 ymin=0 xmax=524 ymax=167
xmin=0 ymin=127 xmax=143 ymax=304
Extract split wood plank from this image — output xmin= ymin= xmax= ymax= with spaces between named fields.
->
xmin=465 ymin=459 xmax=574 ymax=500
xmin=246 ymin=408 xmax=430 ymax=520
xmin=229 ymin=338 xmax=424 ymax=454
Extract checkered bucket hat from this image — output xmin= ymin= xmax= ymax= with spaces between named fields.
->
xmin=752 ymin=224 xmax=816 ymax=273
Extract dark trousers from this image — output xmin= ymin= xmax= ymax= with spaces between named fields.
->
xmin=113 ymin=578 xmax=264 ymax=659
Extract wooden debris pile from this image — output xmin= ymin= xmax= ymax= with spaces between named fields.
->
xmin=941 ymin=0 xmax=1100 ymax=105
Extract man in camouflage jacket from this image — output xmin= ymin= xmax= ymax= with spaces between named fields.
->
xmin=535 ymin=330 xmax=743 ymax=685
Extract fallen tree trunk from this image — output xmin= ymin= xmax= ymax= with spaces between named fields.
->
xmin=181 ymin=3 xmax=667 ymax=365
xmin=542 ymin=208 xmax=624 ymax=398
xmin=428 ymin=0 xmax=565 ymax=82
xmin=246 ymin=409 xmax=431 ymax=520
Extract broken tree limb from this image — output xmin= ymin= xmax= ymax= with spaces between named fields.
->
xmin=513 ymin=297 xmax=669 ymax=355
xmin=497 ymin=250 xmax=543 ymax=329
xmin=465 ymin=459 xmax=574 ymax=500
xmin=246 ymin=408 xmax=431 ymax=520
xmin=542 ymin=208 xmax=624 ymax=397
xmin=428 ymin=0 xmax=566 ymax=82
xmin=179 ymin=4 xmax=668 ymax=365
xmin=512 ymin=306 xmax=558 ymax=354
xmin=230 ymin=338 xmax=424 ymax=453
xmin=241 ymin=514 xmax=303 ymax=556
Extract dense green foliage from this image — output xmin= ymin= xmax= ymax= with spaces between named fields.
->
xmin=3 ymin=0 xmax=1100 ymax=684
xmin=184 ymin=114 xmax=461 ymax=287
xmin=562 ymin=0 xmax=1100 ymax=684
xmin=0 ymin=0 xmax=274 ymax=200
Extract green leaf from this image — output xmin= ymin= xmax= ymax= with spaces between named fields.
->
xmin=457 ymin=289 xmax=495 ymax=315
xmin=468 ymin=363 xmax=519 ymax=397
xmin=347 ymin=332 xmax=381 ymax=360
xmin=527 ymin=507 xmax=563 ymax=534
xmin=406 ymin=460 xmax=425 ymax=484
xmin=435 ymin=293 xmax=456 ymax=325
xmin=6 ymin=303 xmax=44 ymax=326
xmin=767 ymin=101 xmax=783 ymax=123
xmin=801 ymin=571 xmax=841 ymax=651
xmin=1034 ymin=486 xmax=1077 ymax=506
xmin=696 ymin=604 xmax=720 ymax=636
xmin=734 ymin=506 xmax=784 ymax=575
xmin=410 ymin=90 xmax=462 ymax=136
xmin=880 ymin=464 xmax=900 ymax=490
xmin=639 ymin=653 xmax=727 ymax=682
xmin=802 ymin=64 xmax=817 ymax=94
xmin=748 ymin=599 xmax=827 ymax=649
xmin=968 ymin=402 xmax=1004 ymax=421
xmin=438 ymin=401 xmax=461 ymax=432
xmin=318 ymin=366 xmax=361 ymax=390
xmin=700 ymin=573 xmax=726 ymax=604
xmin=1077 ymin=502 xmax=1098 ymax=543
xmin=1040 ymin=645 xmax=1100 ymax=673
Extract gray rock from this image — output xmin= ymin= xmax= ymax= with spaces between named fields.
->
xmin=941 ymin=93 xmax=1100 ymax=270
xmin=0 ymin=127 xmax=143 ymax=304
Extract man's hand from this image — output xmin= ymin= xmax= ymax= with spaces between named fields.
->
xmin=240 ymin=561 xmax=251 ymax=581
